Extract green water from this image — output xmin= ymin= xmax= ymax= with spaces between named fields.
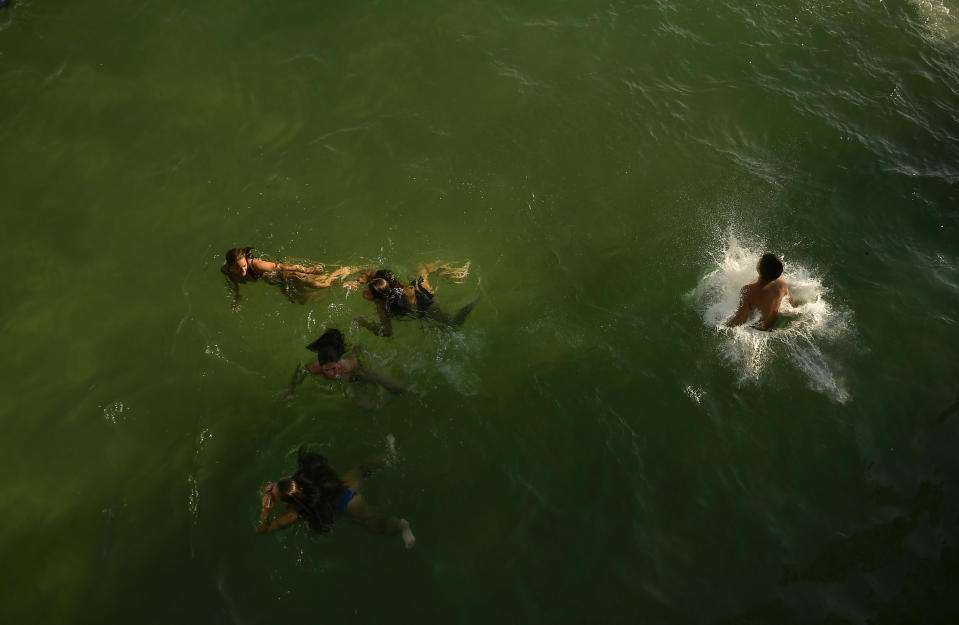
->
xmin=2 ymin=0 xmax=958 ymax=622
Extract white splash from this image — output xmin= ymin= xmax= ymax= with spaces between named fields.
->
xmin=907 ymin=0 xmax=959 ymax=42
xmin=684 ymin=385 xmax=705 ymax=404
xmin=691 ymin=234 xmax=853 ymax=402
xmin=103 ymin=400 xmax=128 ymax=424
xmin=187 ymin=428 xmax=212 ymax=520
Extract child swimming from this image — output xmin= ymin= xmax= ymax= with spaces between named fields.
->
xmin=257 ymin=441 xmax=415 ymax=549
xmin=726 ymin=252 xmax=796 ymax=330
xmin=221 ymin=246 xmax=356 ymax=311
xmin=352 ymin=263 xmax=479 ymax=337
xmin=275 ymin=328 xmax=406 ymax=407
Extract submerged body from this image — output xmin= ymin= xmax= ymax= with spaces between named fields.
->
xmin=257 ymin=443 xmax=415 ymax=549
xmin=276 ymin=328 xmax=406 ymax=407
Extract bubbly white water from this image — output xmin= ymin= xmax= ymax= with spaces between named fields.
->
xmin=691 ymin=233 xmax=853 ymax=402
xmin=909 ymin=0 xmax=959 ymax=42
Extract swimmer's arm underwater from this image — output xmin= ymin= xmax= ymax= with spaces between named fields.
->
xmin=274 ymin=364 xmax=310 ymax=402
xmin=225 ymin=277 xmax=243 ymax=313
xmin=253 ymin=259 xmax=325 ymax=276
xmin=343 ymin=267 xmax=378 ymax=291
xmin=257 ymin=497 xmax=298 ymax=534
xmin=356 ymin=301 xmax=393 ymax=337
xmin=280 ymin=262 xmax=325 ymax=275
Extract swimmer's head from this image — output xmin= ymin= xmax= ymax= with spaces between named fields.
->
xmin=222 ymin=247 xmax=254 ymax=277
xmin=366 ymin=278 xmax=391 ymax=301
xmin=373 ymin=269 xmax=400 ymax=287
xmin=320 ymin=361 xmax=343 ymax=380
xmin=307 ymin=329 xmax=346 ymax=369
xmin=275 ymin=478 xmax=306 ymax=506
xmin=758 ymin=253 xmax=784 ymax=281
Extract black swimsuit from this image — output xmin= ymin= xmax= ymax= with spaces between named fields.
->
xmin=246 ymin=258 xmax=265 ymax=280
xmin=384 ymin=280 xmax=435 ymax=318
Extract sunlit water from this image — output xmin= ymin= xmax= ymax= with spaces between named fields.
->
xmin=1 ymin=0 xmax=958 ymax=623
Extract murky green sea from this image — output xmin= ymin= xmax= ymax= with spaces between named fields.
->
xmin=2 ymin=0 xmax=958 ymax=623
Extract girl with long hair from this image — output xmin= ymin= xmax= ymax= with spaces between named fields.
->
xmin=257 ymin=440 xmax=415 ymax=549
xmin=353 ymin=262 xmax=478 ymax=337
xmin=220 ymin=246 xmax=356 ymax=311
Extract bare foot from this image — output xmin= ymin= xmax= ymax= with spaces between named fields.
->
xmin=400 ymin=519 xmax=415 ymax=549
xmin=453 ymin=292 xmax=481 ymax=325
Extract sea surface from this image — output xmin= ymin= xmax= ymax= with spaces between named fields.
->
xmin=1 ymin=0 xmax=958 ymax=623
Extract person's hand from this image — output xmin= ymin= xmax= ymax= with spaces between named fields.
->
xmin=232 ymin=301 xmax=242 ymax=313
xmin=274 ymin=389 xmax=293 ymax=402
xmin=261 ymin=493 xmax=274 ymax=510
xmin=343 ymin=281 xmax=360 ymax=291
xmin=354 ymin=316 xmax=369 ymax=327
xmin=310 ymin=264 xmax=325 ymax=273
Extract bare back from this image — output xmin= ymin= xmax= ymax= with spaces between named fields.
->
xmin=741 ymin=278 xmax=790 ymax=329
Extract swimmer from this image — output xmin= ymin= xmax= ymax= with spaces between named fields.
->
xmin=275 ymin=328 xmax=406 ymax=406
xmin=221 ymin=246 xmax=356 ymax=311
xmin=351 ymin=263 xmax=479 ymax=337
xmin=257 ymin=440 xmax=415 ymax=549
xmin=726 ymin=252 xmax=796 ymax=330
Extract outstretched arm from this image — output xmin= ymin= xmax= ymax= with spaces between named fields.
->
xmin=356 ymin=301 xmax=393 ymax=337
xmin=279 ymin=262 xmax=325 ymax=275
xmin=343 ymin=267 xmax=378 ymax=291
xmin=257 ymin=497 xmax=299 ymax=533
xmin=725 ymin=287 xmax=751 ymax=327
xmin=252 ymin=259 xmax=324 ymax=275
xmin=275 ymin=364 xmax=310 ymax=401
xmin=416 ymin=263 xmax=436 ymax=292
xmin=225 ymin=276 xmax=242 ymax=312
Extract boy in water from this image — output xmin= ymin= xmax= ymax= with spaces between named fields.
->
xmin=726 ymin=253 xmax=795 ymax=330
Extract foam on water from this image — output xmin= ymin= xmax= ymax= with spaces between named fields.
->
xmin=908 ymin=0 xmax=959 ymax=42
xmin=691 ymin=233 xmax=853 ymax=402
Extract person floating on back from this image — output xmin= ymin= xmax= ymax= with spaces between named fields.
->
xmin=257 ymin=441 xmax=415 ymax=549
xmin=220 ymin=246 xmax=356 ymax=311
xmin=726 ymin=252 xmax=796 ymax=331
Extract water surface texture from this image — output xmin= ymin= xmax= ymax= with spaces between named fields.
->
xmin=2 ymin=1 xmax=958 ymax=623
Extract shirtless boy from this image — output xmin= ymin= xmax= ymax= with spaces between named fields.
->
xmin=726 ymin=253 xmax=795 ymax=330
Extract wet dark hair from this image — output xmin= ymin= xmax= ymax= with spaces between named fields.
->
xmin=368 ymin=277 xmax=392 ymax=300
xmin=758 ymin=253 xmax=784 ymax=281
xmin=276 ymin=447 xmax=347 ymax=534
xmin=367 ymin=269 xmax=418 ymax=313
xmin=306 ymin=328 xmax=346 ymax=365
xmin=373 ymin=269 xmax=401 ymax=288
xmin=221 ymin=247 xmax=254 ymax=275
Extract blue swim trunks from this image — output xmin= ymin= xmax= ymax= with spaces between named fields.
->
xmin=338 ymin=489 xmax=355 ymax=514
